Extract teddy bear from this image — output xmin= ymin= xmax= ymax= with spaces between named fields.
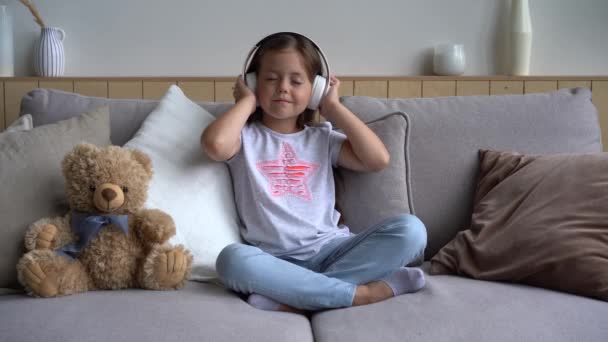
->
xmin=16 ymin=143 xmax=192 ymax=297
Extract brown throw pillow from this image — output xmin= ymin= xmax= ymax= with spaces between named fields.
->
xmin=430 ymin=149 xmax=608 ymax=301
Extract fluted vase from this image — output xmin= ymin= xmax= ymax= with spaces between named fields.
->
xmin=34 ymin=27 xmax=66 ymax=77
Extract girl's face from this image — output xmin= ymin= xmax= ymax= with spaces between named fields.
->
xmin=256 ymin=48 xmax=313 ymax=130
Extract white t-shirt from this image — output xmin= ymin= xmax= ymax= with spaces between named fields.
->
xmin=226 ymin=121 xmax=351 ymax=260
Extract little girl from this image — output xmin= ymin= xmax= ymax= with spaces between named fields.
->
xmin=202 ymin=32 xmax=427 ymax=313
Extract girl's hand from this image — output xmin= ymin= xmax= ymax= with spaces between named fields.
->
xmin=319 ymin=75 xmax=341 ymax=119
xmin=233 ymin=76 xmax=257 ymax=112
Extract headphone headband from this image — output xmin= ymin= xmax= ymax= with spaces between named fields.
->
xmin=242 ymin=32 xmax=331 ymax=98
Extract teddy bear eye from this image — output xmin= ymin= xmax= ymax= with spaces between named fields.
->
xmin=122 ymin=186 xmax=129 ymax=193
xmin=89 ymin=184 xmax=96 ymax=192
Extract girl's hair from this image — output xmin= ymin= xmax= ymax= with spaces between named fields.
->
xmin=246 ymin=33 xmax=322 ymax=127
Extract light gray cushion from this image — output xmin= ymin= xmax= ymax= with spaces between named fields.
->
xmin=0 ymin=107 xmax=111 ymax=288
xmin=335 ymin=112 xmax=413 ymax=234
xmin=340 ymin=88 xmax=602 ymax=259
xmin=20 ymin=88 xmax=233 ymax=146
xmin=311 ymin=263 xmax=608 ymax=342
xmin=0 ymin=281 xmax=313 ymax=342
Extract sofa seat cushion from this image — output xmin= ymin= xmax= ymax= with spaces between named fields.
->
xmin=0 ymin=282 xmax=313 ymax=342
xmin=311 ymin=263 xmax=608 ymax=342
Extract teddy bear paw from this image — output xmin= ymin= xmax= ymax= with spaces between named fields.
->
xmin=153 ymin=248 xmax=190 ymax=289
xmin=22 ymin=259 xmax=59 ymax=297
xmin=35 ymin=224 xmax=58 ymax=250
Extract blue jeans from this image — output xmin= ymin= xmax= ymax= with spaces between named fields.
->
xmin=216 ymin=214 xmax=427 ymax=311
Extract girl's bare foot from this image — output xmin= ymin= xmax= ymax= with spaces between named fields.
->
xmin=353 ymin=281 xmax=394 ymax=305
xmin=276 ymin=303 xmax=307 ymax=315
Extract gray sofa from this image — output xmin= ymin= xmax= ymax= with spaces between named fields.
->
xmin=1 ymin=87 xmax=607 ymax=342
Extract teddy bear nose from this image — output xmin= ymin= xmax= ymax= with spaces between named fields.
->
xmin=102 ymin=188 xmax=117 ymax=201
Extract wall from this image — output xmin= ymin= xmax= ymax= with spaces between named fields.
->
xmin=4 ymin=0 xmax=608 ymax=76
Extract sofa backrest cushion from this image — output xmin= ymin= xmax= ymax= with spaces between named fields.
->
xmin=20 ymin=88 xmax=233 ymax=146
xmin=341 ymin=88 xmax=602 ymax=259
xmin=335 ymin=112 xmax=413 ymax=234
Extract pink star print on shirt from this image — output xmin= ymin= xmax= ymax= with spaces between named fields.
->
xmin=256 ymin=142 xmax=319 ymax=201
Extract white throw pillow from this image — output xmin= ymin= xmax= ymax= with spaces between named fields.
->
xmin=124 ymin=85 xmax=242 ymax=281
xmin=4 ymin=114 xmax=33 ymax=133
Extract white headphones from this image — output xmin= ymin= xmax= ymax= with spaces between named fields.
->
xmin=242 ymin=32 xmax=331 ymax=110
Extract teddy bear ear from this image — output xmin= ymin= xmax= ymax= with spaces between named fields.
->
xmin=130 ymin=149 xmax=153 ymax=177
xmin=61 ymin=143 xmax=99 ymax=176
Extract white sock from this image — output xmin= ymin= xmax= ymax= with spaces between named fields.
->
xmin=380 ymin=267 xmax=425 ymax=295
xmin=247 ymin=293 xmax=282 ymax=311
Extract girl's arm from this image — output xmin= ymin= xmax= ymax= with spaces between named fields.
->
xmin=320 ymin=76 xmax=390 ymax=172
xmin=201 ymin=77 xmax=256 ymax=161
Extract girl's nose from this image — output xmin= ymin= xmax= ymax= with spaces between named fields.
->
xmin=278 ymin=78 xmax=290 ymax=92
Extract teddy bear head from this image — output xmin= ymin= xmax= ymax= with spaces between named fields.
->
xmin=61 ymin=143 xmax=153 ymax=215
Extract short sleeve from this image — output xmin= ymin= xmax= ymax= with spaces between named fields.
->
xmin=328 ymin=124 xmax=346 ymax=167
xmin=224 ymin=124 xmax=248 ymax=165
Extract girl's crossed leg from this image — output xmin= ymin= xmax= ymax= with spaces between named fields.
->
xmin=215 ymin=214 xmax=427 ymax=312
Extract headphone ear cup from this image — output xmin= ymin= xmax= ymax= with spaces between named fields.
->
xmin=308 ymin=75 xmax=327 ymax=110
xmin=245 ymin=72 xmax=257 ymax=92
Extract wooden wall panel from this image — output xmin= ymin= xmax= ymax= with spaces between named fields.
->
xmin=338 ymin=80 xmax=354 ymax=97
xmin=423 ymin=81 xmax=455 ymax=97
xmin=177 ymin=81 xmax=214 ymax=101
xmin=354 ymin=81 xmax=388 ymax=97
xmin=74 ymin=81 xmax=108 ymax=97
xmin=0 ymin=82 xmax=4 ymax=130
xmin=2 ymin=76 xmax=607 ymax=145
xmin=592 ymin=81 xmax=608 ymax=152
xmin=39 ymin=80 xmax=74 ymax=92
xmin=389 ymin=81 xmax=422 ymax=98
xmin=214 ymin=81 xmax=234 ymax=102
xmin=456 ymin=81 xmax=489 ymax=96
xmin=143 ymin=81 xmax=175 ymax=100
xmin=108 ymin=81 xmax=143 ymax=99
xmin=524 ymin=80 xmax=557 ymax=94
xmin=4 ymin=80 xmax=38 ymax=126
xmin=558 ymin=80 xmax=591 ymax=90
xmin=490 ymin=81 xmax=524 ymax=95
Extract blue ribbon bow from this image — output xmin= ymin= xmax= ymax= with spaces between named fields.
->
xmin=57 ymin=213 xmax=129 ymax=259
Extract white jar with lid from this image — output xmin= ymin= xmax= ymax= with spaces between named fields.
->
xmin=433 ymin=43 xmax=465 ymax=76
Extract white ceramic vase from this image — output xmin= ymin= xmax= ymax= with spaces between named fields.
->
xmin=0 ymin=5 xmax=14 ymax=77
xmin=510 ymin=0 xmax=532 ymax=75
xmin=34 ymin=27 xmax=66 ymax=77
